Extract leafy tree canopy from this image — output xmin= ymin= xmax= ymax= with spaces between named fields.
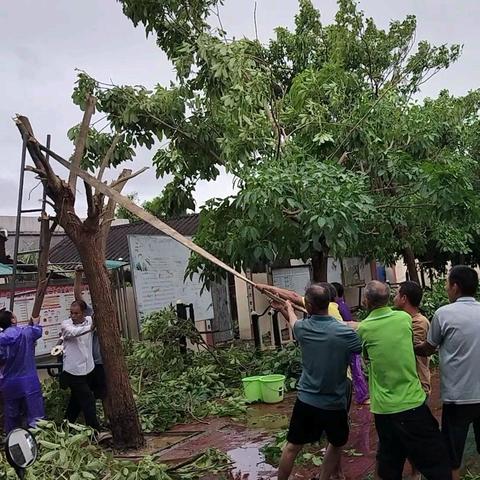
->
xmin=72 ymin=0 xmax=480 ymax=282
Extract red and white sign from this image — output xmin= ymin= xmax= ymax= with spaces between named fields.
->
xmin=0 ymin=285 xmax=91 ymax=356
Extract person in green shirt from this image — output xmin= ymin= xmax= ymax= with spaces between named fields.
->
xmin=351 ymin=280 xmax=451 ymax=480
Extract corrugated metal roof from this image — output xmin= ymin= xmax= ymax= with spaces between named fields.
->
xmin=49 ymin=214 xmax=199 ymax=264
xmin=0 ymin=263 xmax=13 ymax=276
xmin=0 ymin=261 xmax=128 ymax=277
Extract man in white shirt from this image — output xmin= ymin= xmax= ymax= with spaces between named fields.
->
xmin=416 ymin=265 xmax=480 ymax=479
xmin=60 ymin=300 xmax=100 ymax=430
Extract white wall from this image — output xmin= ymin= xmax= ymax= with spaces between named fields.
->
xmin=235 ymin=258 xmax=374 ymax=342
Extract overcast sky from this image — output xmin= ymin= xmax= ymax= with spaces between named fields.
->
xmin=1 ymin=0 xmax=479 ymax=218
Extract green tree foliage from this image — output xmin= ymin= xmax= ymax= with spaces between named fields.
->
xmin=0 ymin=421 xmax=231 ymax=479
xmin=115 ymin=192 xmax=142 ymax=221
xmin=115 ymin=191 xmax=191 ymax=222
xmin=73 ymin=0 xmax=480 ymax=282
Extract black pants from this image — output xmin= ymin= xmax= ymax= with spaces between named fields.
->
xmin=375 ymin=403 xmax=451 ymax=480
xmin=61 ymin=371 xmax=100 ymax=430
xmin=346 ymin=378 xmax=353 ymax=413
xmin=475 ymin=418 xmax=480 ymax=455
xmin=442 ymin=403 xmax=480 ymax=469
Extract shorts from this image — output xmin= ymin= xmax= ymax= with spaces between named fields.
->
xmin=287 ymin=399 xmax=349 ymax=447
xmin=90 ymin=364 xmax=107 ymax=400
xmin=442 ymin=403 xmax=480 ymax=469
xmin=374 ymin=403 xmax=451 ymax=480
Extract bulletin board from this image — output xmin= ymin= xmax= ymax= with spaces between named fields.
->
xmin=272 ymin=265 xmax=312 ymax=295
xmin=128 ymin=235 xmax=213 ymax=322
xmin=0 ymin=285 xmax=91 ymax=357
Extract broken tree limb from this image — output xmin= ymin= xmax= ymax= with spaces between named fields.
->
xmin=101 ymin=168 xmax=134 ymax=253
xmin=109 ymin=167 xmax=149 ymax=189
xmin=68 ymin=95 xmax=96 ymax=198
xmin=40 ymin=144 xmax=307 ymax=314
xmin=48 ymin=146 xmax=254 ymax=281
xmin=14 ymin=116 xmax=64 ymax=196
xmin=31 ymin=214 xmax=57 ymax=318
xmin=97 ymin=133 xmax=121 ymax=184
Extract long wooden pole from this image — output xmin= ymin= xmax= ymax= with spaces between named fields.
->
xmin=39 ymin=145 xmax=307 ymax=314
xmin=44 ymin=146 xmax=254 ymax=283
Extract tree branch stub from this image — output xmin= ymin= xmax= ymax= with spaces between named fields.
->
xmin=68 ymin=95 xmax=96 ymax=199
xmin=97 ymin=133 xmax=121 ymax=185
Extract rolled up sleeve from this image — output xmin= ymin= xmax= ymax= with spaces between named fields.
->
xmin=62 ymin=322 xmax=92 ymax=339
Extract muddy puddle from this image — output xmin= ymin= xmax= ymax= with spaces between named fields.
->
xmin=245 ymin=411 xmax=289 ymax=431
xmin=227 ymin=442 xmax=277 ymax=479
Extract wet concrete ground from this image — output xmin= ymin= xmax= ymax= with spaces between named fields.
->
xmin=136 ymin=371 xmax=480 ymax=479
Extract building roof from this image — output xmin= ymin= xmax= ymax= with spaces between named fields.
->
xmin=0 ymin=263 xmax=13 ymax=276
xmin=49 ymin=214 xmax=200 ymax=264
xmin=0 ymin=260 xmax=128 ymax=277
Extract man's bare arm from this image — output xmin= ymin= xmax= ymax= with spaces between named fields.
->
xmin=256 ymin=284 xmax=304 ymax=308
xmin=271 ymin=300 xmax=298 ymax=330
xmin=74 ymin=265 xmax=84 ymax=302
xmin=414 ymin=341 xmax=437 ymax=357
xmin=346 ymin=321 xmax=359 ymax=330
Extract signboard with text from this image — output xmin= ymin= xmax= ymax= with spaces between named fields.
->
xmin=0 ymin=285 xmax=91 ymax=357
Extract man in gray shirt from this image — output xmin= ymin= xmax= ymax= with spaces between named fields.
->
xmin=416 ymin=266 xmax=480 ymax=480
xmin=272 ymin=283 xmax=362 ymax=480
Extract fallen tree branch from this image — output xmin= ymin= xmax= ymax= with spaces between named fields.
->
xmin=44 ymin=146 xmax=252 ymax=280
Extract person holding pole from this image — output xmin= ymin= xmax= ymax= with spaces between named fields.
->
xmin=271 ymin=284 xmax=362 ymax=480
xmin=350 ymin=281 xmax=451 ymax=480
xmin=0 ymin=309 xmax=44 ymax=433
xmin=331 ymin=282 xmax=369 ymax=406
xmin=60 ymin=300 xmax=100 ymax=430
xmin=73 ymin=266 xmax=108 ymax=415
xmin=256 ymin=282 xmax=342 ymax=320
xmin=415 ymin=266 xmax=480 ymax=480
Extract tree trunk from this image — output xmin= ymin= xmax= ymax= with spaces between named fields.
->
xmin=403 ymin=246 xmax=420 ymax=284
xmin=14 ymin=114 xmax=143 ymax=448
xmin=311 ymin=250 xmax=328 ymax=282
xmin=369 ymin=260 xmax=378 ymax=281
xmin=32 ymin=216 xmax=55 ymax=317
xmin=77 ymin=236 xmax=144 ymax=449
